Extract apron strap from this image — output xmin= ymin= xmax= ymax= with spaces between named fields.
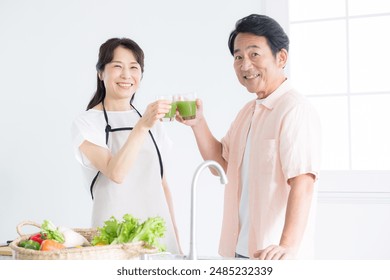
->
xmin=131 ymin=104 xmax=164 ymax=180
xmin=89 ymin=100 xmax=111 ymax=199
xmin=89 ymin=101 xmax=164 ymax=200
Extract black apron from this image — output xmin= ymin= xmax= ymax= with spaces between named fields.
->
xmin=89 ymin=101 xmax=163 ymax=199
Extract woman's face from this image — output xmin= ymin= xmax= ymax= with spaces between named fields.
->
xmin=100 ymin=46 xmax=142 ymax=102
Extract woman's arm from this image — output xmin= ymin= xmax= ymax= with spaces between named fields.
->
xmin=80 ymin=100 xmax=171 ymax=184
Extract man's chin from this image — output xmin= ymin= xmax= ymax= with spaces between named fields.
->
xmin=244 ymin=86 xmax=259 ymax=94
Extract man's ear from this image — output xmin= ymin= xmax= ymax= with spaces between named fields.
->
xmin=278 ymin=48 xmax=288 ymax=69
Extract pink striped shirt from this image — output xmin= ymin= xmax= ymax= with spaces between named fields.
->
xmin=220 ymin=80 xmax=321 ymax=258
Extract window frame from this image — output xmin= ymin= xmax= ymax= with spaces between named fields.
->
xmin=261 ymin=0 xmax=390 ymax=200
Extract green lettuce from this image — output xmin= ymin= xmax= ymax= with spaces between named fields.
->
xmin=91 ymin=214 xmax=166 ymax=251
xmin=131 ymin=216 xmax=166 ymax=251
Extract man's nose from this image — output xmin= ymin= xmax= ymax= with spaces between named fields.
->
xmin=241 ymin=57 xmax=253 ymax=71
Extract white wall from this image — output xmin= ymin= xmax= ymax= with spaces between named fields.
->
xmin=315 ymin=171 xmax=390 ymax=259
xmin=2 ymin=0 xmax=389 ymax=260
xmin=0 ymin=0 xmax=259 ymax=257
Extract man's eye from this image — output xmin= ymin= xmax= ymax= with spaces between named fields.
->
xmin=234 ymin=56 xmax=242 ymax=60
xmin=252 ymin=52 xmax=260 ymax=57
xmin=114 ymin=64 xmax=122 ymax=68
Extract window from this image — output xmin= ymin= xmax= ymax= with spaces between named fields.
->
xmin=289 ymin=0 xmax=390 ymax=171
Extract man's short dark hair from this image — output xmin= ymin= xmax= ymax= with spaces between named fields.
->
xmin=228 ymin=14 xmax=289 ymax=57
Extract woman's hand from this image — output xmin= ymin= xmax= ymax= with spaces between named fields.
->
xmin=175 ymin=99 xmax=204 ymax=127
xmin=139 ymin=99 xmax=171 ymax=129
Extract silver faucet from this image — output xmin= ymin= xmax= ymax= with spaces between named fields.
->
xmin=187 ymin=160 xmax=228 ymax=260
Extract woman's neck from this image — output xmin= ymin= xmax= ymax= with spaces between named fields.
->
xmin=100 ymin=98 xmax=132 ymax=111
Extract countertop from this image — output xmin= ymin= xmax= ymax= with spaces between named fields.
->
xmin=0 ymin=246 xmax=12 ymax=260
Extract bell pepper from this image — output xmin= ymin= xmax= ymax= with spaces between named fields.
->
xmin=30 ymin=233 xmax=45 ymax=244
xmin=23 ymin=240 xmax=41 ymax=250
xmin=18 ymin=240 xmax=29 ymax=248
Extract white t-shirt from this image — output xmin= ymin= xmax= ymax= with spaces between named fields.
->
xmin=236 ymin=99 xmax=263 ymax=257
xmin=71 ymin=108 xmax=180 ymax=254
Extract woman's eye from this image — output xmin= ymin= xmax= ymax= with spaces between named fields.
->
xmin=114 ymin=64 xmax=122 ymax=68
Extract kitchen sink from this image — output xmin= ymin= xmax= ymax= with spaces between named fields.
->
xmin=140 ymin=252 xmax=246 ymax=260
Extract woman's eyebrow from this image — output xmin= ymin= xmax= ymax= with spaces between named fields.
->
xmin=110 ymin=60 xmax=139 ymax=64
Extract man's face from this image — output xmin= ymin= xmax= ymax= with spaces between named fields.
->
xmin=233 ymin=33 xmax=287 ymax=98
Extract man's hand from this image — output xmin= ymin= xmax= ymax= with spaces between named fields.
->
xmin=175 ymin=99 xmax=203 ymax=127
xmin=253 ymin=244 xmax=296 ymax=260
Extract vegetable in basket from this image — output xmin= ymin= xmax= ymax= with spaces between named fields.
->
xmin=30 ymin=233 xmax=45 ymax=244
xmin=40 ymin=220 xmax=90 ymax=248
xmin=16 ymin=220 xmax=91 ymax=251
xmin=91 ymin=214 xmax=166 ymax=251
xmin=18 ymin=233 xmax=45 ymax=250
xmin=40 ymin=239 xmax=65 ymax=251
xmin=58 ymin=227 xmax=90 ymax=247
xmin=18 ymin=240 xmax=41 ymax=250
xmin=40 ymin=220 xmax=65 ymax=243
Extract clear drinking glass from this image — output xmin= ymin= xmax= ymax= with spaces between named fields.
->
xmin=176 ymin=92 xmax=197 ymax=120
xmin=157 ymin=95 xmax=177 ymax=122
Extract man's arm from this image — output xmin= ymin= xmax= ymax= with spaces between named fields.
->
xmin=253 ymin=173 xmax=315 ymax=260
xmin=177 ymin=99 xmax=227 ymax=174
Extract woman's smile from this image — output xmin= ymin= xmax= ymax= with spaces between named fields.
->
xmin=117 ymin=82 xmax=134 ymax=89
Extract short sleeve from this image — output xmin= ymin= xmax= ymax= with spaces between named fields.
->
xmin=71 ymin=114 xmax=107 ymax=169
xmin=279 ymin=101 xmax=321 ymax=181
xmin=221 ymin=127 xmax=232 ymax=163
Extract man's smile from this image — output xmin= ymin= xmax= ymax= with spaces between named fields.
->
xmin=243 ymin=73 xmax=260 ymax=80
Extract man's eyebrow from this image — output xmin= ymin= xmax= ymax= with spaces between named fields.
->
xmin=233 ymin=45 xmax=261 ymax=54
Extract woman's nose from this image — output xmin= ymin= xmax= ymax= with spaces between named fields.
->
xmin=120 ymin=68 xmax=131 ymax=79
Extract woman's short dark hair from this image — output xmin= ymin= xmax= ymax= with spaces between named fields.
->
xmin=87 ymin=37 xmax=145 ymax=110
xmin=228 ymin=14 xmax=289 ymax=57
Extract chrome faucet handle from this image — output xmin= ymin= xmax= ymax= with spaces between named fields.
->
xmin=188 ymin=160 xmax=228 ymax=260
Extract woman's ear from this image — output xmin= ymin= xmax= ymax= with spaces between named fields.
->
xmin=98 ymin=71 xmax=103 ymax=81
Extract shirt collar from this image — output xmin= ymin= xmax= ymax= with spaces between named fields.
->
xmin=257 ymin=79 xmax=292 ymax=110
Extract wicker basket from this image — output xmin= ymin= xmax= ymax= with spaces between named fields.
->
xmin=9 ymin=221 xmax=158 ymax=260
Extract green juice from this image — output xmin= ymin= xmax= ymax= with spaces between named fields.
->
xmin=164 ymin=102 xmax=177 ymax=120
xmin=177 ymin=100 xmax=196 ymax=120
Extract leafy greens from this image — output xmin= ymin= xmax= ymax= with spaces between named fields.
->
xmin=91 ymin=214 xmax=166 ymax=251
xmin=40 ymin=220 xmax=65 ymax=243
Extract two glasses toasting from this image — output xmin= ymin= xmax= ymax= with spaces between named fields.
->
xmin=157 ymin=92 xmax=197 ymax=122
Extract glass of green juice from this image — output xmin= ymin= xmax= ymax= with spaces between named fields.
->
xmin=157 ymin=95 xmax=177 ymax=122
xmin=176 ymin=92 xmax=197 ymax=120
